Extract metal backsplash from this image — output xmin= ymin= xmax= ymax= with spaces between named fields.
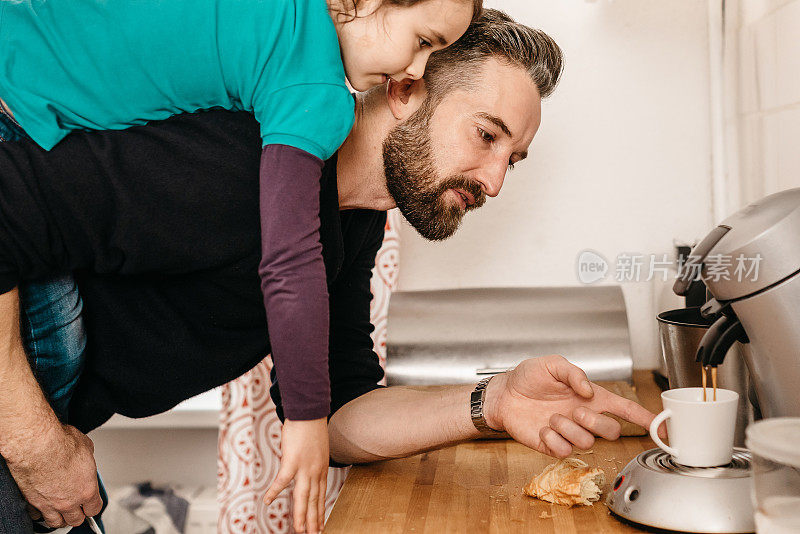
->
xmin=385 ymin=286 xmax=633 ymax=385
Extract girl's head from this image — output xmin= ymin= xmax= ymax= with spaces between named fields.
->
xmin=331 ymin=0 xmax=481 ymax=91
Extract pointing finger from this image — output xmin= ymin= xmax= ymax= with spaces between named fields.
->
xmin=592 ymin=387 xmax=664 ymax=437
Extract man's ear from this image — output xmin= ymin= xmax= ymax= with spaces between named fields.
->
xmin=386 ymin=78 xmax=426 ymax=120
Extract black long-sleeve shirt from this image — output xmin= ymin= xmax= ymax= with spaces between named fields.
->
xmin=0 ymin=109 xmax=385 ymax=432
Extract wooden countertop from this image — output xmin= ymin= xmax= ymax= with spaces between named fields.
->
xmin=326 ymin=370 xmax=664 ymax=533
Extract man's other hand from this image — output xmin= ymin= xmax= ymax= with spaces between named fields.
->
xmin=483 ymin=355 xmax=662 ymax=458
xmin=5 ymin=423 xmax=102 ymax=528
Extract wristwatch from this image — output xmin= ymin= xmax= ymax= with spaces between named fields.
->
xmin=470 ymin=376 xmax=508 ymax=438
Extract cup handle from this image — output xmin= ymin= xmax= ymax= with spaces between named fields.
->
xmin=649 ymin=409 xmax=677 ymax=456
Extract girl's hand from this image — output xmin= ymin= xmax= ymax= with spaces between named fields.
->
xmin=263 ymin=417 xmax=329 ymax=533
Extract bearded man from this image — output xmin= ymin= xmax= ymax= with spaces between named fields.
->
xmin=0 ymin=10 xmax=658 ymax=533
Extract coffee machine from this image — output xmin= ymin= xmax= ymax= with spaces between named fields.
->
xmin=674 ymin=187 xmax=800 ymax=418
xmin=608 ymin=188 xmax=800 ymax=533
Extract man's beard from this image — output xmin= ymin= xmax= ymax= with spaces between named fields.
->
xmin=382 ymin=102 xmax=486 ymax=241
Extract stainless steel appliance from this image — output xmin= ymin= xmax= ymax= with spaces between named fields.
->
xmin=385 ymin=286 xmax=633 ymax=385
xmin=673 ymin=187 xmax=800 ymax=418
xmin=606 ymin=448 xmax=754 ymax=533
xmin=610 ymin=188 xmax=800 ymax=533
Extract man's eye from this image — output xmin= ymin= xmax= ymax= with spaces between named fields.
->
xmin=477 ymin=127 xmax=494 ymax=143
xmin=419 ymin=37 xmax=432 ymax=48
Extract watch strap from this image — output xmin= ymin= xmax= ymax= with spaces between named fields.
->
xmin=470 ymin=376 xmax=507 ymax=438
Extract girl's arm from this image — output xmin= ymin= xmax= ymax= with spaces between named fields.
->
xmin=258 ymin=145 xmax=331 ymax=420
xmin=258 ymin=145 xmax=334 ymax=533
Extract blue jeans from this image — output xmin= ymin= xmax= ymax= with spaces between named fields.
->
xmin=19 ymin=277 xmax=86 ymax=419
xmin=0 ymin=106 xmax=105 ymax=533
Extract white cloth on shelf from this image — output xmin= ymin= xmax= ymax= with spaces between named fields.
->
xmin=102 ymin=483 xmax=188 ymax=534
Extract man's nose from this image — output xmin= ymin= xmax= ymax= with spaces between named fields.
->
xmin=404 ymin=52 xmax=430 ymax=80
xmin=477 ymin=163 xmax=507 ymax=198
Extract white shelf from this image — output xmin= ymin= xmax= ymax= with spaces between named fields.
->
xmin=102 ymin=389 xmax=221 ymax=429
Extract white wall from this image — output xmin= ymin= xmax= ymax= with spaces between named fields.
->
xmin=396 ymin=0 xmax=716 ymax=368
xmin=735 ymin=0 xmax=800 ymax=203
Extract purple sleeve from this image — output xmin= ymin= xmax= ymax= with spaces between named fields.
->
xmin=258 ymin=144 xmax=330 ymax=420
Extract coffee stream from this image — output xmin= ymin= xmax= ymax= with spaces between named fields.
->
xmin=701 ymin=365 xmax=718 ymax=402
xmin=712 ymin=367 xmax=717 ymax=401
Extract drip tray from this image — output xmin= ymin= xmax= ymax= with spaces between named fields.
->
xmin=638 ymin=448 xmax=752 ymax=479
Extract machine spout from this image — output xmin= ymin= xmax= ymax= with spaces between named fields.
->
xmin=696 ymin=314 xmax=749 ymax=367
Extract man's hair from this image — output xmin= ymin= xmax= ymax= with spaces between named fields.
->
xmin=423 ymin=8 xmax=564 ymax=103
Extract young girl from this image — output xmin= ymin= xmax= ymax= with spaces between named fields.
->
xmin=0 ymin=0 xmax=479 ymax=531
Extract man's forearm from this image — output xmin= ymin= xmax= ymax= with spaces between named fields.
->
xmin=328 ymin=384 xmax=488 ymax=465
xmin=0 ymin=289 xmax=60 ymax=462
xmin=328 ymin=356 xmax=662 ymax=467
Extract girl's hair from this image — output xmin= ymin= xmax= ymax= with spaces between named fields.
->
xmin=334 ymin=0 xmax=483 ymax=24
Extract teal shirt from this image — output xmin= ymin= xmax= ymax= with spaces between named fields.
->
xmin=0 ymin=0 xmax=354 ymax=159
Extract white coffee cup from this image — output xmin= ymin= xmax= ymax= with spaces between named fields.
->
xmin=648 ymin=387 xmax=739 ymax=467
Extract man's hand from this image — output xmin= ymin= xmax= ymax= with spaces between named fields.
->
xmin=0 ymin=289 xmax=101 ymax=528
xmin=263 ymin=418 xmax=329 ymax=534
xmin=484 ymin=355 xmax=662 ymax=458
xmin=5 ymin=423 xmax=102 ymax=528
